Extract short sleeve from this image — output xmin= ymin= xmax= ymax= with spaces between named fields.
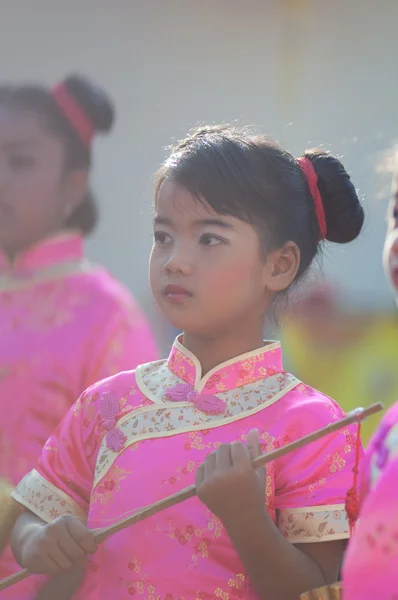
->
xmin=83 ymin=298 xmax=158 ymax=387
xmin=11 ymin=386 xmax=101 ymax=524
xmin=274 ymin=390 xmax=361 ymax=544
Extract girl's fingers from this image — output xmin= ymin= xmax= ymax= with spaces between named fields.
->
xmin=57 ymin=531 xmax=86 ymax=564
xmin=246 ymin=429 xmax=262 ymax=462
xmin=64 ymin=517 xmax=97 ymax=555
xmin=215 ymin=443 xmax=232 ymax=472
xmin=230 ymin=441 xmax=251 ymax=468
xmin=204 ymin=451 xmax=217 ymax=478
xmin=36 ymin=555 xmax=64 ymax=576
xmin=196 ymin=463 xmax=205 ymax=488
xmin=47 ymin=543 xmax=74 ymax=572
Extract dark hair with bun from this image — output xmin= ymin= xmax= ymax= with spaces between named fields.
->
xmin=155 ymin=125 xmax=364 ymax=283
xmin=0 ymin=74 xmax=115 ymax=236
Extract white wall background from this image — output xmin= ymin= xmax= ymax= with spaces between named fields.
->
xmin=1 ymin=0 xmax=397 ymax=342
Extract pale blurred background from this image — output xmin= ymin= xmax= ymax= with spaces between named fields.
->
xmin=2 ymin=0 xmax=398 ymax=440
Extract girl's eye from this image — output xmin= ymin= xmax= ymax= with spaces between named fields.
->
xmin=154 ymin=231 xmax=172 ymax=245
xmin=199 ymin=234 xmax=223 ymax=246
xmin=8 ymin=154 xmax=35 ymax=171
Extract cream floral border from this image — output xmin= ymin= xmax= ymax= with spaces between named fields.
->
xmin=0 ymin=259 xmax=96 ymax=292
xmin=11 ymin=469 xmax=87 ymax=524
xmin=278 ymin=504 xmax=350 ymax=544
xmin=93 ymin=367 xmax=300 ymax=487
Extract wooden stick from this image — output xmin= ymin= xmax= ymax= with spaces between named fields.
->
xmin=0 ymin=402 xmax=383 ymax=591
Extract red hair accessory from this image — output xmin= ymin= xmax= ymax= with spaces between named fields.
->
xmin=297 ymin=157 xmax=327 ymax=241
xmin=52 ymin=82 xmax=94 ymax=147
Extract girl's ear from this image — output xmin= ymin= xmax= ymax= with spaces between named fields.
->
xmin=264 ymin=241 xmax=301 ymax=293
xmin=60 ymin=170 xmax=88 ymax=220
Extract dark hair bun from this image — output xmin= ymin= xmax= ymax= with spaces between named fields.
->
xmin=303 ymin=150 xmax=364 ymax=244
xmin=63 ymin=74 xmax=115 ymax=134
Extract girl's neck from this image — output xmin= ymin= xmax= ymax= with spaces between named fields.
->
xmin=182 ymin=327 xmax=267 ymax=376
xmin=1 ymin=228 xmax=68 ymax=263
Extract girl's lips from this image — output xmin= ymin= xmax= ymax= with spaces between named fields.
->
xmin=164 ymin=284 xmax=193 ymax=303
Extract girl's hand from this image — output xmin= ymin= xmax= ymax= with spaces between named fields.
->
xmin=195 ymin=429 xmax=266 ymax=526
xmin=21 ymin=515 xmax=97 ymax=575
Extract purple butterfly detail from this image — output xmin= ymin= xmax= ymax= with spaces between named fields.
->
xmin=99 ymin=392 xmax=126 ymax=452
xmin=165 ymin=383 xmax=226 ymax=415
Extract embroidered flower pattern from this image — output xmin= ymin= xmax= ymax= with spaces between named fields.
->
xmin=11 ymin=469 xmax=86 ymax=522
xmin=91 ymin=464 xmax=131 ymax=509
xmin=278 ymin=508 xmax=346 ymax=541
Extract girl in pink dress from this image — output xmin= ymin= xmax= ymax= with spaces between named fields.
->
xmin=0 ymin=75 xmax=158 ymax=595
xmin=10 ymin=126 xmax=364 ymax=600
xmin=342 ymin=155 xmax=398 ymax=599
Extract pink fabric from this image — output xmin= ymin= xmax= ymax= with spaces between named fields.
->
xmin=0 ymin=233 xmax=158 ymax=594
xmin=10 ymin=340 xmax=359 ymax=599
xmin=343 ymin=402 xmax=398 ymax=599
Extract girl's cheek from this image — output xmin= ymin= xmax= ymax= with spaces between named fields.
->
xmin=208 ymin=263 xmax=249 ymax=289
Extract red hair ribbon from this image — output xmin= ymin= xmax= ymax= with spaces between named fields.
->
xmin=296 ymin=157 xmax=327 ymax=241
xmin=52 ymin=82 xmax=94 ymax=147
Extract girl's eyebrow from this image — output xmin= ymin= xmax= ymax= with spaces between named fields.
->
xmin=153 ymin=215 xmax=234 ymax=230
xmin=193 ymin=218 xmax=235 ymax=230
xmin=153 ymin=215 xmax=172 ymax=226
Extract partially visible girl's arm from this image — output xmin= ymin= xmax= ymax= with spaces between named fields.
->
xmin=196 ymin=430 xmax=344 ymax=600
xmin=35 ymin=566 xmax=85 ymax=600
xmin=11 ymin=511 xmax=86 ymax=600
xmin=223 ymin=511 xmax=342 ymax=600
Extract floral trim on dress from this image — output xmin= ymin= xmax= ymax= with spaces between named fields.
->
xmin=278 ymin=504 xmax=349 ymax=543
xmin=0 ymin=259 xmax=94 ymax=293
xmin=11 ymin=469 xmax=87 ymax=523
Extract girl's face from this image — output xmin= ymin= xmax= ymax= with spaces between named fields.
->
xmin=0 ymin=108 xmax=85 ymax=258
xmin=150 ymin=180 xmax=298 ymax=337
xmin=383 ymin=169 xmax=398 ymax=298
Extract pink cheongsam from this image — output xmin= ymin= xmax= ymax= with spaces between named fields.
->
xmin=13 ymin=337 xmax=357 ymax=599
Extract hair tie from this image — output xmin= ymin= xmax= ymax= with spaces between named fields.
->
xmin=297 ymin=157 xmax=327 ymax=241
xmin=52 ymin=82 xmax=94 ymax=147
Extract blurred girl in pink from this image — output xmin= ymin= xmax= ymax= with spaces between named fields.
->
xmin=343 ymin=153 xmax=398 ymax=599
xmin=0 ymin=74 xmax=157 ymax=594
xmin=10 ymin=127 xmax=364 ymax=600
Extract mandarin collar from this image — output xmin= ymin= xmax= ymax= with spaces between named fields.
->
xmin=167 ymin=335 xmax=283 ymax=393
xmin=0 ymin=232 xmax=84 ymax=276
